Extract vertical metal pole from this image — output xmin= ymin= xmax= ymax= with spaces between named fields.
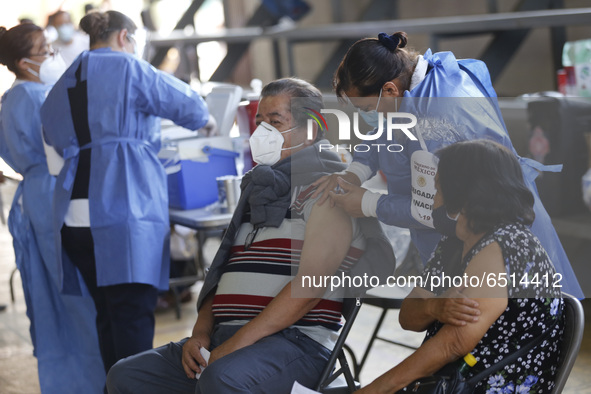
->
xmin=272 ymin=39 xmax=283 ymax=79
xmin=286 ymin=40 xmax=296 ymax=77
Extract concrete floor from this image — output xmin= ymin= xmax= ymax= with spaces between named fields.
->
xmin=1 ymin=179 xmax=590 ymax=393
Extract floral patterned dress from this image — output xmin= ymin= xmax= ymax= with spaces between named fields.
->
xmin=421 ymin=222 xmax=564 ymax=393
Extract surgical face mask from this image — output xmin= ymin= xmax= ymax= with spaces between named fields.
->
xmin=432 ymin=205 xmax=460 ymax=237
xmin=57 ymin=23 xmax=75 ymax=42
xmin=359 ymin=88 xmax=383 ymax=128
xmin=23 ymin=54 xmax=67 ymax=85
xmin=127 ymin=33 xmax=140 ymax=57
xmin=249 ymin=121 xmax=304 ymax=166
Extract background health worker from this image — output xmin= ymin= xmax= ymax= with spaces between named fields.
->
xmin=40 ymin=10 xmax=211 ymax=373
xmin=313 ymin=31 xmax=582 ymax=298
xmin=45 ymin=9 xmax=90 ymax=66
xmin=0 ymin=22 xmax=104 ymax=393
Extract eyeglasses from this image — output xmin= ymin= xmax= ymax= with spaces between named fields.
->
xmin=29 ymin=47 xmax=56 ymax=58
xmin=244 ymin=227 xmax=260 ymax=251
xmin=126 ymin=33 xmax=136 ymax=45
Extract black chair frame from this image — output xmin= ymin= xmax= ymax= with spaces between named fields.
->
xmin=315 ymin=297 xmax=362 ymax=394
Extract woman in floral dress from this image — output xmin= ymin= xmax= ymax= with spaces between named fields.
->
xmin=357 ymin=140 xmax=564 ymax=394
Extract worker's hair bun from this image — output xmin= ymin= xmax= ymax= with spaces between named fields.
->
xmin=80 ymin=11 xmax=109 ymax=37
xmin=378 ymin=31 xmax=408 ymax=51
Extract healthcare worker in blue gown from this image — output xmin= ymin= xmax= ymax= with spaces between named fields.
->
xmin=313 ymin=31 xmax=583 ymax=298
xmin=40 ymin=10 xmax=211 ymax=373
xmin=0 ymin=23 xmax=105 ymax=393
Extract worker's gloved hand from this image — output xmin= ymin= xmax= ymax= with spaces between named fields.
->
xmin=311 ymin=171 xmax=361 ymax=207
xmin=199 ymin=115 xmax=218 ymax=136
xmin=328 ymin=177 xmax=367 ymax=217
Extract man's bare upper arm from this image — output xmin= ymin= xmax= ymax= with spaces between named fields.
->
xmin=298 ymin=201 xmax=354 ymax=279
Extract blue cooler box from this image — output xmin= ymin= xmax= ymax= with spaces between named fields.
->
xmin=167 ymin=147 xmax=239 ymax=209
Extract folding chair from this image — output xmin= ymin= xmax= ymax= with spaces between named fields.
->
xmin=352 ymin=241 xmax=421 ymax=379
xmin=550 ymin=293 xmax=585 ymax=394
xmin=353 ymin=283 xmax=416 ymax=380
xmin=315 ymin=297 xmax=362 ymax=394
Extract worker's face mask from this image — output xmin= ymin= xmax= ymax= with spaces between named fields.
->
xmin=126 ymin=33 xmax=140 ymax=58
xmin=57 ymin=23 xmax=75 ymax=42
xmin=359 ymin=88 xmax=383 ymax=128
xmin=432 ymin=205 xmax=460 ymax=237
xmin=249 ymin=121 xmax=303 ymax=166
xmin=23 ymin=53 xmax=67 ymax=85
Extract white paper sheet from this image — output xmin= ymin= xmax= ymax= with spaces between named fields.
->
xmin=290 ymin=381 xmax=321 ymax=394
xmin=195 ymin=347 xmax=211 ymax=379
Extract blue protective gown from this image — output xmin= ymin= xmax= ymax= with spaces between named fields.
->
xmin=40 ymin=48 xmax=209 ymax=291
xmin=353 ymin=49 xmax=583 ymax=298
xmin=0 ymin=81 xmax=105 ymax=393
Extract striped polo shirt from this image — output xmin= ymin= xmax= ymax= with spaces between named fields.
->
xmin=212 ymin=184 xmax=366 ymax=348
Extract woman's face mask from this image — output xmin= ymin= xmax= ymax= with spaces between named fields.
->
xmin=359 ymin=88 xmax=383 ymax=128
xmin=432 ymin=205 xmax=460 ymax=237
xmin=23 ymin=53 xmax=67 ymax=85
xmin=249 ymin=121 xmax=304 ymax=166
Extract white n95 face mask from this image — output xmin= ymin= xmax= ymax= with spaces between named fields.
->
xmin=24 ymin=53 xmax=67 ymax=85
xmin=249 ymin=122 xmax=303 ymax=166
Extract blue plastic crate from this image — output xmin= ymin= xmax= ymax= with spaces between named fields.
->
xmin=167 ymin=147 xmax=238 ymax=210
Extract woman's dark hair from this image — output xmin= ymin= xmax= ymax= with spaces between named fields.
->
xmin=260 ymin=77 xmax=325 ymax=141
xmin=334 ymin=31 xmax=420 ymax=100
xmin=436 ymin=139 xmax=535 ymax=234
xmin=80 ymin=10 xmax=136 ymax=47
xmin=0 ymin=23 xmax=43 ymax=76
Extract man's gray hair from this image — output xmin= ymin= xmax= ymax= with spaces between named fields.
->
xmin=260 ymin=78 xmax=325 ymax=140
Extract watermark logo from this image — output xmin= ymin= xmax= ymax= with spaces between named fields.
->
xmin=305 ymin=109 xmax=418 ymax=153
xmin=303 ymin=107 xmax=328 ymax=134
